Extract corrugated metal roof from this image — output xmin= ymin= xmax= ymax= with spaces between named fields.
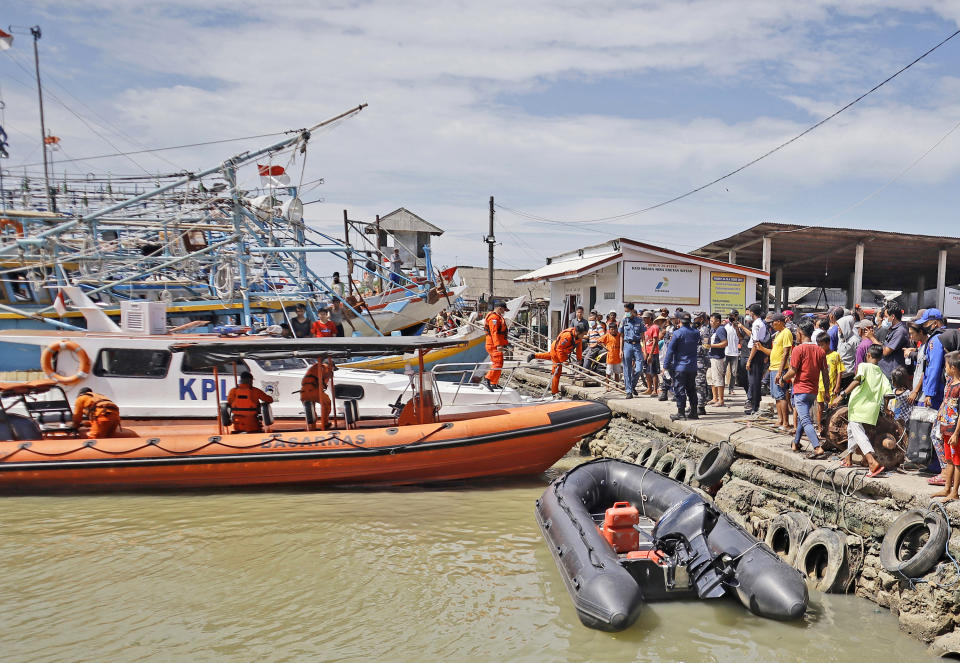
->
xmin=513 ymin=252 xmax=621 ymax=282
xmin=455 ymin=266 xmax=549 ymax=300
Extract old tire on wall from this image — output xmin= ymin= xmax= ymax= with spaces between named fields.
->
xmin=764 ymin=512 xmax=813 ymax=567
xmin=653 ymin=452 xmax=678 ymax=475
xmin=880 ymin=508 xmax=948 ymax=578
xmin=694 ymin=441 xmax=735 ymax=487
xmin=668 ymin=458 xmax=698 ymax=485
xmin=793 ymin=527 xmax=849 ymax=593
xmin=637 ymin=441 xmax=667 ymax=469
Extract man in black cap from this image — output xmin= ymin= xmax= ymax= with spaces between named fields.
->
xmin=663 ymin=312 xmax=700 ymax=420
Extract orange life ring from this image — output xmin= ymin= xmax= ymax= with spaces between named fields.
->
xmin=0 ymin=218 xmax=23 ymax=238
xmin=41 ymin=340 xmax=91 ymax=385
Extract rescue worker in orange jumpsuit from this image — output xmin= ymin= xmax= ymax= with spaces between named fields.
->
xmin=529 ymin=321 xmax=589 ymax=396
xmin=73 ymin=387 xmax=122 ymax=438
xmin=301 ymin=355 xmax=335 ymax=430
xmin=481 ymin=300 xmax=509 ymax=391
xmin=226 ymin=372 xmax=274 ymax=433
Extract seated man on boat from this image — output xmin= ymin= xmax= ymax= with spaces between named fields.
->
xmin=72 ymin=387 xmax=122 ymax=438
xmin=301 ymin=356 xmax=336 ymax=430
xmin=226 ymin=372 xmax=274 ymax=434
xmin=529 ymin=321 xmax=589 ymax=397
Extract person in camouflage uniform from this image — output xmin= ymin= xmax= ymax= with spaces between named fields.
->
xmin=694 ymin=312 xmax=710 ymax=416
xmin=658 ymin=311 xmax=677 ymax=401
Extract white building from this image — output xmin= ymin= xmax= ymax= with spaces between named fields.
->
xmin=515 ymin=238 xmax=769 ymax=338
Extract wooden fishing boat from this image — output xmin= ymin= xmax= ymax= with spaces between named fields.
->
xmin=0 ymin=337 xmax=610 ymax=492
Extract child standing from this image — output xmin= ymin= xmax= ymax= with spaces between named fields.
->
xmin=598 ymin=326 xmax=623 ymax=386
xmin=888 ymin=365 xmax=915 ymax=426
xmin=830 ymin=344 xmax=890 ymax=477
xmin=816 ymin=334 xmax=844 ymax=430
xmin=932 ymin=351 xmax=960 ymax=501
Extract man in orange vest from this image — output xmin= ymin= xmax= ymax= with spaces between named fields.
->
xmin=529 ymin=321 xmax=588 ymax=397
xmin=73 ymin=387 xmax=122 ymax=438
xmin=226 ymin=372 xmax=273 ymax=433
xmin=301 ymin=356 xmax=335 ymax=430
xmin=481 ymin=300 xmax=509 ymax=391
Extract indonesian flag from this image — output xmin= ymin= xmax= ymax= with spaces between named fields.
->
xmin=53 ymin=290 xmax=67 ymax=316
xmin=257 ymin=163 xmax=290 ymax=186
xmin=0 ymin=29 xmax=12 ymax=51
xmin=44 ymin=135 xmax=60 ymax=145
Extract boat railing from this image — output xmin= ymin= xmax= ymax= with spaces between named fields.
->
xmin=430 ymin=360 xmax=528 ymax=404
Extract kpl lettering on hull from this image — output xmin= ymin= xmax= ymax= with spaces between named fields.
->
xmin=179 ymin=378 xmax=229 ymax=401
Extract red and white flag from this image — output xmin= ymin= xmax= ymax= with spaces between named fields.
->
xmin=257 ymin=163 xmax=291 ymax=186
xmin=0 ymin=29 xmax=12 ymax=51
xmin=53 ymin=290 xmax=67 ymax=316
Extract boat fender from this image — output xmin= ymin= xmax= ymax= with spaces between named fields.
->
xmin=259 ymin=402 xmax=274 ymax=427
xmin=694 ymin=441 xmax=735 ymax=487
xmin=667 ymin=458 xmax=698 ymax=486
xmin=636 ymin=440 xmax=666 ymax=468
xmin=0 ymin=218 xmax=24 ymax=237
xmin=793 ymin=527 xmax=849 ymax=593
xmin=41 ymin=340 xmax=91 ymax=385
xmin=764 ymin=512 xmax=813 ymax=566
xmin=653 ymin=452 xmax=678 ymax=475
xmin=880 ymin=508 xmax=948 ymax=578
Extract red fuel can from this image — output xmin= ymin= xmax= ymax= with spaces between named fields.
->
xmin=599 ymin=501 xmax=640 ymax=553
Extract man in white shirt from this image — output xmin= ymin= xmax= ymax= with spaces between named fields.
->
xmin=723 ymin=310 xmax=741 ymax=396
xmin=745 ymin=303 xmax=769 ymax=415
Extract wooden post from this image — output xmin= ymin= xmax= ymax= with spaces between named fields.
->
xmin=937 ymin=248 xmax=947 ymax=310
xmin=417 ymin=349 xmax=426 ymax=424
xmin=375 ymin=214 xmax=383 ymax=292
xmin=214 ymin=365 xmax=223 ymax=436
xmin=343 ymin=210 xmax=353 ymax=298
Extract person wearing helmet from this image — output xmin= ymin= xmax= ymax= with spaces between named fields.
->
xmin=529 ymin=321 xmax=588 ymax=396
xmin=482 ymin=300 xmax=510 ymax=391
xmin=226 ymin=372 xmax=274 ymax=434
xmin=72 ymin=387 xmax=122 ymax=438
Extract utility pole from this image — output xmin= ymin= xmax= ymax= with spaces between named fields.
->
xmin=485 ymin=195 xmax=495 ymax=310
xmin=30 ymin=26 xmax=54 ymax=213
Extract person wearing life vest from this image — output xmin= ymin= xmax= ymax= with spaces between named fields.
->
xmin=301 ymin=355 xmax=336 ymax=430
xmin=482 ymin=300 xmax=510 ymax=391
xmin=73 ymin=387 xmax=122 ymax=438
xmin=226 ymin=372 xmax=273 ymax=434
xmin=528 ymin=321 xmax=588 ymax=397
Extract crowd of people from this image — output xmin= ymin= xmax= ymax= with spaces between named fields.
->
xmin=533 ymin=301 xmax=960 ymax=494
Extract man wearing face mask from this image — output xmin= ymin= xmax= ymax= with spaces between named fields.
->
xmin=873 ymin=305 xmax=908 ymax=379
xmin=744 ymin=302 xmax=770 ymax=416
xmin=619 ymin=302 xmax=646 ymax=398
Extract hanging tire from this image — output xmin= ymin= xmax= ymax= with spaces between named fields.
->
xmin=653 ymin=452 xmax=677 ymax=475
xmin=793 ymin=527 xmax=850 ymax=593
xmin=693 ymin=441 xmax=735 ymax=487
xmin=880 ymin=508 xmax=948 ymax=578
xmin=765 ymin=512 xmax=813 ymax=566
xmin=636 ymin=441 xmax=665 ymax=468
xmin=668 ymin=458 xmax=698 ymax=485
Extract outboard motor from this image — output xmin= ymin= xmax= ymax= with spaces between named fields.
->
xmin=653 ymin=495 xmax=729 ymax=599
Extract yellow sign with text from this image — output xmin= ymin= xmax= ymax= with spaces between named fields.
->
xmin=710 ymin=272 xmax=746 ymax=313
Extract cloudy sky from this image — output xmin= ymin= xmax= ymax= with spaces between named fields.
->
xmin=2 ymin=1 xmax=960 ymax=274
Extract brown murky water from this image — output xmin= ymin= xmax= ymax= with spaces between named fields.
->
xmin=0 ymin=454 xmax=933 ymax=662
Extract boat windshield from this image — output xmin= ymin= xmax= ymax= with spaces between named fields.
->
xmin=253 ymin=358 xmax=309 ymax=372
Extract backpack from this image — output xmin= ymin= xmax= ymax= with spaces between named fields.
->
xmin=940 ymin=328 xmax=960 ymax=353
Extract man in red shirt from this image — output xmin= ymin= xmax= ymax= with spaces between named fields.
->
xmin=311 ymin=307 xmax=338 ymax=338
xmin=781 ymin=319 xmax=831 ymax=456
xmin=641 ymin=311 xmax=661 ymax=395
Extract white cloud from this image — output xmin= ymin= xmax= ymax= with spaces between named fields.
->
xmin=3 ymin=0 xmax=959 ymax=270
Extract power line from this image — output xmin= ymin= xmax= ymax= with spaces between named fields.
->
xmin=496 ymin=26 xmax=960 ymax=226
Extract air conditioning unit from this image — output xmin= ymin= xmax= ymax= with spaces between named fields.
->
xmin=121 ymin=301 xmax=167 ymax=335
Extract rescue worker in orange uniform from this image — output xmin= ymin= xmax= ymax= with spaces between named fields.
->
xmin=481 ymin=300 xmax=509 ymax=391
xmin=529 ymin=321 xmax=589 ymax=397
xmin=226 ymin=372 xmax=274 ymax=433
xmin=73 ymin=387 xmax=122 ymax=438
xmin=301 ymin=355 xmax=336 ymax=430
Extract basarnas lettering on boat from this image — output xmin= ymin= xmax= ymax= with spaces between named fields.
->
xmin=260 ymin=434 xmax=366 ymax=448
